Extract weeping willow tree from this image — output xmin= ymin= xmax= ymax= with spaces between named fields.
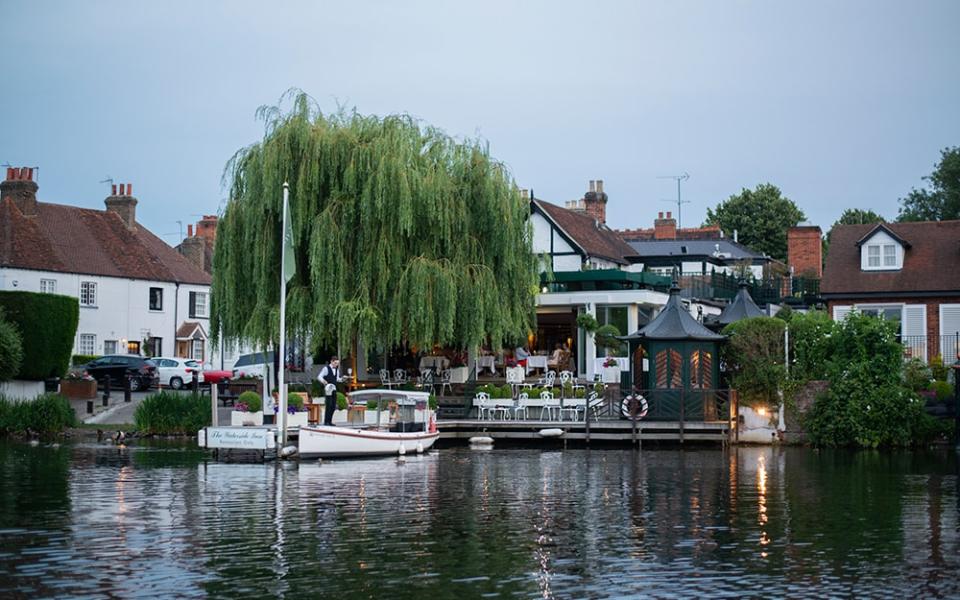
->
xmin=211 ymin=92 xmax=538 ymax=354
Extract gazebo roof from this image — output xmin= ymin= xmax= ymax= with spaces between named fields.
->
xmin=622 ymin=283 xmax=726 ymax=341
xmin=716 ymin=282 xmax=765 ymax=326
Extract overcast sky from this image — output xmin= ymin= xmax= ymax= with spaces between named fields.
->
xmin=3 ymin=1 xmax=958 ymax=243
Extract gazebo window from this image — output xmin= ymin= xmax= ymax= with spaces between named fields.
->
xmin=689 ymin=349 xmax=712 ymax=389
xmin=654 ymin=349 xmax=683 ymax=389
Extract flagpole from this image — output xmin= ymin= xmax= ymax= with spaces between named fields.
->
xmin=279 ymin=182 xmax=289 ymax=446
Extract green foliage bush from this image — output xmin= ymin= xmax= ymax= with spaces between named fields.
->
xmin=133 ymin=392 xmax=211 ymax=435
xmin=337 ymin=392 xmax=347 ymax=410
xmin=0 ymin=309 xmax=24 ymax=382
xmin=71 ymin=354 xmax=100 ymax=367
xmin=0 ymin=292 xmax=79 ymax=380
xmin=237 ymin=391 xmax=262 ymax=412
xmin=803 ymin=312 xmax=934 ymax=447
xmin=928 ymin=355 xmax=950 ymax=382
xmin=787 ymin=310 xmax=834 ymax=381
xmin=429 ymin=393 xmax=437 ymax=410
xmin=287 ymin=394 xmax=304 ymax=410
xmin=0 ymin=394 xmax=77 ymax=435
xmin=903 ymin=358 xmax=933 ymax=392
xmin=722 ymin=317 xmax=786 ymax=408
xmin=930 ymin=380 xmax=954 ymax=402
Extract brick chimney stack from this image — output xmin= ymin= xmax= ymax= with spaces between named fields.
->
xmin=196 ymin=214 xmax=218 ymax=245
xmin=654 ymin=211 xmax=677 ymax=240
xmin=1 ymin=167 xmax=39 ymax=216
xmin=582 ymin=178 xmax=608 ymax=224
xmin=787 ymin=226 xmax=823 ymax=278
xmin=104 ymin=183 xmax=137 ymax=229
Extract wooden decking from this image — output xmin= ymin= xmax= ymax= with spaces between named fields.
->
xmin=436 ymin=419 xmax=730 ymax=443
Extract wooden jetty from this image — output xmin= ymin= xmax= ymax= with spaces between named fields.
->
xmin=436 ymin=419 xmax=730 ymax=443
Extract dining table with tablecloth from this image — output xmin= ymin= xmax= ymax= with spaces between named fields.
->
xmin=419 ymin=356 xmax=450 ymax=371
xmin=525 ymin=355 xmax=548 ymax=374
xmin=476 ymin=355 xmax=496 ymax=375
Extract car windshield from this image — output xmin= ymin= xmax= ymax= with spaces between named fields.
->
xmin=234 ymin=352 xmax=273 ymax=367
xmin=185 ymin=360 xmax=200 ymax=368
xmin=144 ymin=359 xmax=157 ymax=367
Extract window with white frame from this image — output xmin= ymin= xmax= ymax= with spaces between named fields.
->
xmin=104 ymin=340 xmax=117 ymax=355
xmin=189 ymin=292 xmax=208 ymax=318
xmin=79 ymin=334 xmax=96 ymax=355
xmin=883 ymin=244 xmax=896 ymax=267
xmin=192 ymin=339 xmax=204 ymax=360
xmin=40 ymin=279 xmax=56 ymax=294
xmin=80 ymin=281 xmax=97 ymax=307
xmin=867 ymin=245 xmax=880 ymax=267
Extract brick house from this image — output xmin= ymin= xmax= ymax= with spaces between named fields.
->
xmin=0 ymin=167 xmax=222 ymax=365
xmin=821 ymin=221 xmax=960 ymax=363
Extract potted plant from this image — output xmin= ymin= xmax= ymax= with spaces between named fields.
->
xmin=601 ymin=356 xmax=621 ymax=384
xmin=60 ymin=370 xmax=97 ymax=399
xmin=278 ymin=393 xmax=307 ymax=427
xmin=448 ymin=353 xmax=469 ymax=384
xmin=231 ymin=390 xmax=264 ymax=426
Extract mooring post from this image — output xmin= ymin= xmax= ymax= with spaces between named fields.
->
xmin=124 ymin=375 xmax=132 ymax=403
xmin=679 ymin=389 xmax=684 ymax=444
xmin=103 ymin=375 xmax=111 ymax=407
xmin=87 ymin=399 xmax=94 ymax=414
xmin=211 ymin=383 xmax=219 ymax=427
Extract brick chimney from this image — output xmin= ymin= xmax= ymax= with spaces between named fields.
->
xmin=1 ymin=167 xmax=39 ymax=216
xmin=582 ymin=179 xmax=608 ymax=224
xmin=787 ymin=226 xmax=823 ymax=278
xmin=654 ymin=211 xmax=677 ymax=240
xmin=104 ymin=183 xmax=137 ymax=229
xmin=196 ymin=214 xmax=218 ymax=245
xmin=179 ymin=236 xmax=207 ymax=272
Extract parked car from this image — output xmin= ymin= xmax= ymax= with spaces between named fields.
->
xmin=152 ymin=357 xmax=203 ymax=390
xmin=231 ymin=351 xmax=275 ymax=379
xmin=83 ymin=355 xmax=158 ymax=391
xmin=195 ymin=362 xmax=232 ymax=385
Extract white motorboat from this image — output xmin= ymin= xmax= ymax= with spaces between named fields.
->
xmin=298 ymin=389 xmax=439 ymax=458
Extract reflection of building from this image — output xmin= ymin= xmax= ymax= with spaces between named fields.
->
xmin=0 ymin=167 xmax=213 ymax=362
xmin=531 ymin=181 xmax=720 ymax=379
xmin=822 ymin=221 xmax=960 ymax=362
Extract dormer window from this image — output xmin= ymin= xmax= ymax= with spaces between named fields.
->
xmin=858 ymin=226 xmax=906 ymax=271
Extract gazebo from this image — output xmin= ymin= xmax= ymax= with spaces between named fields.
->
xmin=621 ymin=282 xmax=726 ymax=420
xmin=709 ymin=280 xmax=765 ymax=330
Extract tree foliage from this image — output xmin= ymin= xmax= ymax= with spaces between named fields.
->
xmin=0 ymin=291 xmax=78 ymax=380
xmin=721 ymin=317 xmax=786 ymax=408
xmin=824 ymin=208 xmax=885 ymax=257
xmin=0 ymin=309 xmax=23 ymax=383
xmin=703 ymin=183 xmax=806 ymax=261
xmin=897 ymin=146 xmax=960 ymax=222
xmin=212 ymin=92 xmax=538 ymax=351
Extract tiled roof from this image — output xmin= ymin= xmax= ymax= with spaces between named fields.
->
xmin=821 ymin=221 xmax=960 ymax=296
xmin=627 ymin=239 xmax=766 ymax=261
xmin=624 ymin=284 xmax=725 ymax=341
xmin=176 ymin=321 xmax=207 ymax=339
xmin=533 ymin=199 xmax=637 ymax=264
xmin=619 ymin=225 xmax=723 ymax=241
xmin=0 ymin=199 xmax=212 ymax=286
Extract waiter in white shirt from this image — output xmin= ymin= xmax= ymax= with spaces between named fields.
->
xmin=318 ymin=356 xmax=343 ymax=426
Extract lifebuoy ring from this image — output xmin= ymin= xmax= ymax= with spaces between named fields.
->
xmin=621 ymin=394 xmax=648 ymax=420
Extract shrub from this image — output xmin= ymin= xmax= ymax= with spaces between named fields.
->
xmin=0 ymin=309 xmax=24 ymax=382
xmin=429 ymin=393 xmax=437 ymax=410
xmin=930 ymin=380 xmax=954 ymax=402
xmin=721 ymin=317 xmax=786 ymax=408
xmin=133 ymin=392 xmax=210 ymax=435
xmin=903 ymin=359 xmax=933 ymax=392
xmin=237 ymin=391 xmax=262 ymax=412
xmin=929 ymin=355 xmax=950 ymax=382
xmin=500 ymin=384 xmax=512 ymax=398
xmin=0 ymin=291 xmax=79 ymax=380
xmin=337 ymin=392 xmax=347 ymax=410
xmin=787 ymin=310 xmax=835 ymax=381
xmin=71 ymin=354 xmax=100 ymax=367
xmin=287 ymin=394 xmax=304 ymax=411
xmin=0 ymin=394 xmax=77 ymax=435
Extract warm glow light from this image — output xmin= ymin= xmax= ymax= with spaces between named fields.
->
xmin=756 ymin=407 xmax=767 ymax=416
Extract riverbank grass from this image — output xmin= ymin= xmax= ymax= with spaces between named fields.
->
xmin=134 ymin=392 xmax=210 ymax=435
xmin=0 ymin=394 xmax=77 ymax=435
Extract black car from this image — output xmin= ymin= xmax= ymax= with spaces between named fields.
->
xmin=83 ymin=355 xmax=158 ymax=391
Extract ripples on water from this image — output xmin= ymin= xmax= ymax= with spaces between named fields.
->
xmin=0 ymin=441 xmax=957 ymax=598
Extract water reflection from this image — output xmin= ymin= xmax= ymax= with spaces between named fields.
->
xmin=0 ymin=441 xmax=957 ymax=598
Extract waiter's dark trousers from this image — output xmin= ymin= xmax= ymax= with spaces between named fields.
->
xmin=324 ymin=392 xmax=337 ymax=425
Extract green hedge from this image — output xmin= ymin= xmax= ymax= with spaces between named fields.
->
xmin=0 ymin=394 xmax=77 ymax=434
xmin=0 ymin=291 xmax=79 ymax=380
xmin=71 ymin=354 xmax=100 ymax=367
xmin=0 ymin=308 xmax=24 ymax=382
xmin=133 ymin=392 xmax=211 ymax=435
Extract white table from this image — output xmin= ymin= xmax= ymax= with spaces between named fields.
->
xmin=419 ymin=356 xmax=449 ymax=371
xmin=593 ymin=357 xmax=630 ymax=372
xmin=526 ymin=355 xmax=548 ymax=374
xmin=476 ymin=356 xmax=496 ymax=375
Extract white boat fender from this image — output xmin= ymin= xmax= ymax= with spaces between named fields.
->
xmin=469 ymin=436 xmax=494 ymax=445
xmin=280 ymin=445 xmax=298 ymax=459
xmin=398 ymin=443 xmax=406 ymax=456
xmin=538 ymin=428 xmax=564 ymax=438
xmin=416 ymin=442 xmax=424 ymax=454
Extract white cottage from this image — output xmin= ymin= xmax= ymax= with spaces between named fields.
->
xmin=0 ymin=167 xmax=219 ymax=365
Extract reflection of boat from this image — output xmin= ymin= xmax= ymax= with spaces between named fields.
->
xmin=298 ymin=389 xmax=439 ymax=458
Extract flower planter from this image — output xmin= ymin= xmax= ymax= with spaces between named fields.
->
xmin=448 ymin=366 xmax=469 ymax=384
xmin=60 ymin=379 xmax=97 ymax=399
xmin=601 ymin=366 xmax=621 ymax=384
xmin=230 ymin=410 xmax=264 ymax=426
xmin=284 ymin=412 xmax=308 ymax=428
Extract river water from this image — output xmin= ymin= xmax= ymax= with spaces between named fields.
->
xmin=0 ymin=440 xmax=957 ymax=598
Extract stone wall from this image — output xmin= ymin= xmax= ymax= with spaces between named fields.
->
xmin=784 ymin=379 xmax=829 ymax=444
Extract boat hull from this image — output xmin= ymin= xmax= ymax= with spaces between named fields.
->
xmin=299 ymin=425 xmax=440 ymax=458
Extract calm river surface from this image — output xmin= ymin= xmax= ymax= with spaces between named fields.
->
xmin=0 ymin=441 xmax=957 ymax=599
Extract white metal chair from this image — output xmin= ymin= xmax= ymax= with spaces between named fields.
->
xmin=393 ymin=369 xmax=408 ymax=386
xmin=474 ymin=392 xmax=492 ymax=419
xmin=537 ymin=370 xmax=556 ymax=389
xmin=419 ymin=369 xmax=434 ymax=392
xmin=379 ymin=369 xmax=396 ymax=389
xmin=541 ymin=390 xmax=561 ymax=421
xmin=587 ymin=391 xmax=604 ymax=422
xmin=439 ymin=369 xmax=453 ymax=396
xmin=562 ymin=397 xmax=586 ymax=421
xmin=514 ymin=392 xmax=531 ymax=419
xmin=506 ymin=366 xmax=525 ymax=397
xmin=493 ymin=397 xmax=513 ymax=420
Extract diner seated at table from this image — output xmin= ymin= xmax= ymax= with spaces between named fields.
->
xmin=514 ymin=345 xmax=529 ymax=368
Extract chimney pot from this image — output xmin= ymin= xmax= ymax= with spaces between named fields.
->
xmin=111 ymin=184 xmax=117 ymax=195
xmin=589 ymin=180 xmax=595 ymax=192
xmin=1 ymin=166 xmax=39 ymax=215
xmin=658 ymin=212 xmax=663 ymax=219
xmin=667 ymin=211 xmax=672 ymax=219
xmin=5 ymin=168 xmax=11 ymax=180
xmin=127 ymin=183 xmax=132 ymax=196
xmin=596 ymin=179 xmax=604 ymax=194
xmin=187 ymin=224 xmax=194 ymax=237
